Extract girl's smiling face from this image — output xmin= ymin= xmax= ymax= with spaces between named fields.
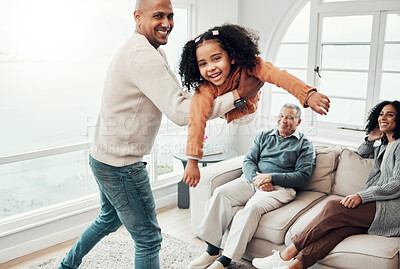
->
xmin=195 ymin=40 xmax=234 ymax=86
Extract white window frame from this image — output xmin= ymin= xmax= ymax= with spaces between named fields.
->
xmin=148 ymin=0 xmax=196 ymax=187
xmin=262 ymin=0 xmax=400 ymax=146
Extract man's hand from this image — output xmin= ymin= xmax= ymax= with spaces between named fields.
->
xmin=368 ymin=127 xmax=384 ymax=142
xmin=259 ymin=182 xmax=277 ymax=192
xmin=340 ymin=194 xmax=362 ymax=208
xmin=183 ymin=159 xmax=200 ymax=188
xmin=307 ymin=92 xmax=330 ymax=115
xmin=237 ymin=68 xmax=264 ymax=100
xmin=253 ymin=172 xmax=272 ymax=189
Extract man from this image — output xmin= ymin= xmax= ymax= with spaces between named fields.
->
xmin=188 ymin=103 xmax=316 ymax=269
xmin=57 ymin=0 xmax=263 ymax=268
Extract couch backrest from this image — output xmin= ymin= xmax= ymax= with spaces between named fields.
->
xmin=332 ymin=148 xmax=374 ymax=196
xmin=300 ymin=146 xmax=340 ymax=194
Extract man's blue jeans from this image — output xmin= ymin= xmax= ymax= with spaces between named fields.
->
xmin=58 ymin=155 xmax=162 ymax=268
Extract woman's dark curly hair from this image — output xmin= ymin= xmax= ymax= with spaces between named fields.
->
xmin=365 ymin=100 xmax=400 ymax=144
xmin=179 ymin=23 xmax=260 ymax=91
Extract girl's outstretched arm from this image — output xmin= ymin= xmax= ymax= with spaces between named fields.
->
xmin=252 ymin=59 xmax=330 ymax=115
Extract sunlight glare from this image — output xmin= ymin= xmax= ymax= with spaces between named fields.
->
xmin=13 ymin=0 xmax=82 ymax=60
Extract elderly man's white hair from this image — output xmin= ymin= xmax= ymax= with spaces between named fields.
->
xmin=282 ymin=103 xmax=302 ymax=119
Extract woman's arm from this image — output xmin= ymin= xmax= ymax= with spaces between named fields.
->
xmin=358 ymin=128 xmax=383 ymax=158
xmin=358 ymin=144 xmax=400 ymax=203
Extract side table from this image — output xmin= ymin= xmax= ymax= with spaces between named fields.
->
xmin=173 ymin=149 xmax=237 ymax=209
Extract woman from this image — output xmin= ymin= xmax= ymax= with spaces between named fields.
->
xmin=252 ymin=100 xmax=400 ymax=269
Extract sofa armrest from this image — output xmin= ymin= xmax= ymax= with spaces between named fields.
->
xmin=190 ymin=155 xmax=245 ymax=234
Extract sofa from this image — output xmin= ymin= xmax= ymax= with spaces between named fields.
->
xmin=190 ymin=146 xmax=400 ymax=268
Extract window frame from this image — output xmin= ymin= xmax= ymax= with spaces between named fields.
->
xmin=262 ymin=0 xmax=400 ymax=145
xmin=314 ymin=11 xmax=379 ymax=128
xmin=148 ymin=0 xmax=195 ymax=187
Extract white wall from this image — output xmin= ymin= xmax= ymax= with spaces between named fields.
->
xmin=195 ymin=0 xmax=239 ymax=33
xmin=239 ymin=0 xmax=297 ymax=55
xmin=194 ymin=0 xmax=297 ymax=51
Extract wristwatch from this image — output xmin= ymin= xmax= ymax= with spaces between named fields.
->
xmin=234 ymin=98 xmax=246 ymax=108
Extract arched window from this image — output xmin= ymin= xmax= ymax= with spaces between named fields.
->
xmin=264 ymin=0 xmax=400 ymax=142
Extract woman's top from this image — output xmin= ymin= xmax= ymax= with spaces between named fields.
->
xmin=357 ymin=139 xmax=400 ymax=237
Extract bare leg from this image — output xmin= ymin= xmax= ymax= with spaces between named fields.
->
xmin=281 ymin=244 xmax=303 ymax=269
xmin=280 ymin=243 xmax=299 ymax=261
xmin=289 ymin=259 xmax=303 ymax=269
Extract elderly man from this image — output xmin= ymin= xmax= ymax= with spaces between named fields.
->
xmin=189 ymin=103 xmax=316 ymax=269
xmin=57 ymin=0 xmax=264 ymax=268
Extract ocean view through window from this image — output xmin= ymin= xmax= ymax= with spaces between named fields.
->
xmin=0 ymin=0 xmax=191 ymax=219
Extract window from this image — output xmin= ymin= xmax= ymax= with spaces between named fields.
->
xmin=0 ymin=150 xmax=96 ymax=218
xmin=317 ymin=14 xmax=373 ymax=126
xmin=0 ymin=0 xmax=133 ymax=218
xmin=151 ymin=4 xmax=192 ymax=184
xmin=379 ymin=13 xmax=400 ymax=101
xmin=267 ymin=0 xmax=400 ymax=138
xmin=0 ymin=0 xmax=194 ymax=219
xmin=270 ymin=2 xmax=311 ymax=116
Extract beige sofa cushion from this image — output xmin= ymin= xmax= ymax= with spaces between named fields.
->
xmin=253 ymin=191 xmax=325 ymax=244
xmin=332 ymin=148 xmax=374 ymax=196
xmin=299 ymin=146 xmax=340 ymax=194
xmin=285 ymin=196 xmax=400 ymax=269
xmin=317 ymin=234 xmax=400 ymax=269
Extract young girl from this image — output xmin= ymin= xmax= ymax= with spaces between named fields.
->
xmin=179 ymin=24 xmax=330 ymax=188
xmin=252 ymin=100 xmax=400 ymax=269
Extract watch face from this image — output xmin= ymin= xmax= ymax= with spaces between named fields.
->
xmin=234 ymin=98 xmax=246 ymax=108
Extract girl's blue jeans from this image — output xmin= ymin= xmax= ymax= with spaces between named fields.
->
xmin=58 ymin=155 xmax=162 ymax=269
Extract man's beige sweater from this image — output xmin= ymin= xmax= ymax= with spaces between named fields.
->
xmin=90 ymin=32 xmax=234 ymax=167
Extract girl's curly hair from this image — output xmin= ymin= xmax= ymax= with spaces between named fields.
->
xmin=179 ymin=23 xmax=260 ymax=91
xmin=365 ymin=100 xmax=400 ymax=144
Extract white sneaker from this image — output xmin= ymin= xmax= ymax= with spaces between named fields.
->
xmin=188 ymin=252 xmax=221 ymax=269
xmin=252 ymin=250 xmax=293 ymax=269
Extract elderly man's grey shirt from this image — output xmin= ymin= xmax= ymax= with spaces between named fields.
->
xmin=243 ymin=129 xmax=316 ymax=188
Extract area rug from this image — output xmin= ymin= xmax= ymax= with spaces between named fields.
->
xmin=30 ymin=230 xmax=249 ymax=268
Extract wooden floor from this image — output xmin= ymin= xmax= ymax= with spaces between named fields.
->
xmin=0 ymin=205 xmax=253 ymax=268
